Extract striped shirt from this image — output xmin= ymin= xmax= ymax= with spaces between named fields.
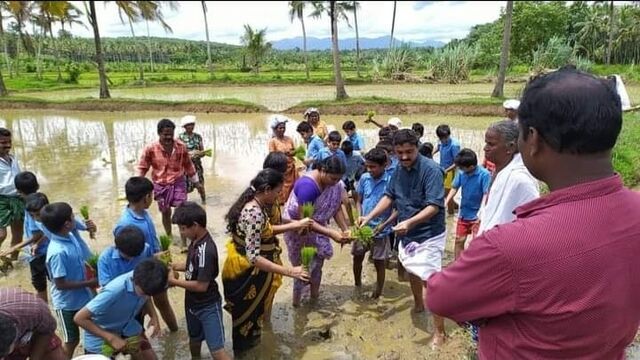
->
xmin=137 ymin=141 xmax=196 ymax=186
xmin=0 ymin=288 xmax=57 ymax=346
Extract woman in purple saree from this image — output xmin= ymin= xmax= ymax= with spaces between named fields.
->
xmin=283 ymin=156 xmax=352 ymax=306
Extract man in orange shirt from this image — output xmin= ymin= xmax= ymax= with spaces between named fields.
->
xmin=138 ymin=119 xmax=204 ymax=247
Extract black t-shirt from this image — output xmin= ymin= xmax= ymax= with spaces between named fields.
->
xmin=184 ymin=232 xmax=221 ymax=307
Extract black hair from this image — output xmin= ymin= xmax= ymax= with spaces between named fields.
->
xmin=263 ymin=151 xmax=288 ymax=174
xmin=454 ymin=148 xmax=478 ymax=168
xmin=519 ymin=66 xmax=622 ymax=154
xmin=125 ymin=176 xmax=154 ymax=203
xmin=392 ymin=129 xmax=419 ymax=147
xmin=133 ymin=258 xmax=168 ymax=296
xmin=25 ymin=192 xmax=49 ymax=213
xmin=342 ymin=120 xmax=356 ymax=131
xmin=419 ymin=142 xmax=434 ymax=159
xmin=378 ymin=126 xmax=392 ymax=141
xmin=436 ymin=124 xmax=451 ymax=138
xmin=172 ymin=201 xmax=207 ymax=228
xmin=375 ymin=140 xmax=394 ymax=155
xmin=296 ymin=121 xmax=313 ymax=134
xmin=0 ymin=128 xmax=11 ymax=137
xmin=226 ymin=169 xmax=283 ymax=234
xmin=14 ymin=171 xmax=39 ymax=195
xmin=40 ymin=202 xmax=72 ymax=234
xmin=364 ymin=148 xmax=387 ymax=166
xmin=327 ymin=131 xmax=342 ymax=143
xmin=115 ymin=225 xmax=145 ymax=258
xmin=341 ymin=140 xmax=353 ymax=156
xmin=0 ymin=314 xmax=16 ymax=357
xmin=411 ymin=123 xmax=425 ymax=137
xmin=157 ymin=119 xmax=175 ymax=134
xmin=311 ymin=155 xmax=346 ymax=175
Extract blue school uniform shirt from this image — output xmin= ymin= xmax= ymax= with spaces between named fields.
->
xmin=83 ymin=271 xmax=147 ymax=354
xmin=437 ymin=138 xmax=461 ymax=169
xmin=347 ymin=132 xmax=365 ymax=151
xmin=384 ymin=155 xmax=445 ymax=245
xmin=317 ymin=148 xmax=347 ymax=168
xmin=452 ymin=166 xmax=492 ymax=221
xmin=97 ymin=244 xmax=154 ymax=287
xmin=358 ymin=172 xmax=392 ymax=238
xmin=23 ymin=212 xmax=49 ymax=262
xmin=113 ymin=206 xmax=160 ymax=254
xmin=306 ymin=135 xmax=325 ymax=163
xmin=344 ymin=153 xmax=365 ymax=182
xmin=45 ymin=229 xmax=94 ymax=311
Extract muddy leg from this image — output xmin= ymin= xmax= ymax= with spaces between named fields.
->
xmin=454 ymin=235 xmax=467 ymax=260
xmin=372 ymin=259 xmax=386 ymax=298
xmin=408 ymin=273 xmax=424 ymax=313
xmin=310 ymin=259 xmax=324 ymax=299
xmin=9 ymin=219 xmax=22 ymax=260
xmin=161 ymin=209 xmax=173 ymax=237
xmin=153 ymin=291 xmax=179 ymax=332
xmin=353 ymin=254 xmax=364 ymax=287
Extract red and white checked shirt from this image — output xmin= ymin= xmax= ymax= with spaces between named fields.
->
xmin=137 ymin=140 xmax=196 ymax=185
xmin=427 ymin=175 xmax=640 ymax=359
xmin=0 ymin=288 xmax=57 ymax=346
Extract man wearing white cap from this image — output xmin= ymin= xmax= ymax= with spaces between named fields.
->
xmin=503 ymin=99 xmax=520 ymax=121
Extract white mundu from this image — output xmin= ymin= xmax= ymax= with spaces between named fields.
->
xmin=469 ymin=153 xmax=540 ymax=246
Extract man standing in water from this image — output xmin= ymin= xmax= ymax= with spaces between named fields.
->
xmin=0 ymin=128 xmax=23 ymax=260
xmin=428 ymin=67 xmax=640 ymax=358
xmin=138 ymin=119 xmax=203 ymax=247
xmin=360 ymin=129 xmax=447 ymax=349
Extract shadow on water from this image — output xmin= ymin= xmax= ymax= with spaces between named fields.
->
xmin=0 ymin=110 xmax=496 ymax=359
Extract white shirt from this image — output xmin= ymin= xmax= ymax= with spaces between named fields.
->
xmin=476 ymin=153 xmax=540 ymax=236
xmin=0 ymin=155 xmax=20 ymax=196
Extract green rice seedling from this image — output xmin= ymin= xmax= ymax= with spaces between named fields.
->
xmin=301 ymin=202 xmax=315 ymax=219
xmin=79 ymin=205 xmax=95 ymax=239
xmin=159 ymin=235 xmax=173 ymax=265
xmin=352 ymin=226 xmax=375 ymax=247
xmin=301 ymin=246 xmax=317 ymax=272
xmin=294 ymin=145 xmax=306 ymax=162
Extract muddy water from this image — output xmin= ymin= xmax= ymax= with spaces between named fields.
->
xmin=0 ymin=110 xmax=496 ymax=359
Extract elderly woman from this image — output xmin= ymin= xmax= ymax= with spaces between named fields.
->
xmin=179 ymin=115 xmax=207 ymax=204
xmin=267 ymin=115 xmax=298 ymax=203
xmin=303 ymin=107 xmax=328 ymax=141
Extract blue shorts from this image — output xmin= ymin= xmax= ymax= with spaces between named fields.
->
xmin=186 ymin=301 xmax=225 ymax=352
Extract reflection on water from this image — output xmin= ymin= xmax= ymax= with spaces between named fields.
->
xmin=0 ymin=110 xmax=493 ymax=359
xmin=20 ymin=83 xmax=529 ymax=111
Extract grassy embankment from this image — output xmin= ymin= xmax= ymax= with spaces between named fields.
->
xmin=613 ymin=113 xmax=640 ymax=189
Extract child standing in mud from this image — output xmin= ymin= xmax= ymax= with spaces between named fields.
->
xmin=353 ymin=148 xmax=396 ymax=298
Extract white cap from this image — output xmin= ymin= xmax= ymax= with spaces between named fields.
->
xmin=268 ymin=114 xmax=288 ymax=129
xmin=387 ymin=117 xmax=402 ymax=128
xmin=181 ymin=115 xmax=196 ymax=127
xmin=503 ymin=99 xmax=520 ymax=110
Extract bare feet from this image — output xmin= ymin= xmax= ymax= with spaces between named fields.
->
xmin=430 ymin=332 xmax=446 ymax=350
xmin=370 ymin=290 xmax=381 ymax=299
xmin=411 ymin=305 xmax=424 ymax=314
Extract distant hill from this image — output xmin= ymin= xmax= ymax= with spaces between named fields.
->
xmin=271 ymin=35 xmax=444 ymax=50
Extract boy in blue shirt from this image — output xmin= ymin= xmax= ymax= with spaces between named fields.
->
xmin=98 ymin=225 xmax=154 ymax=288
xmin=444 ymin=148 xmax=491 ymax=259
xmin=42 ymin=202 xmax=97 ymax=357
xmin=353 ymin=148 xmax=398 ymax=298
xmin=296 ymin=121 xmax=324 ymax=169
xmin=341 ymin=140 xmax=365 ymax=194
xmin=342 ymin=120 xmax=365 ymax=151
xmin=318 ymin=131 xmax=347 ymax=167
xmin=434 ymin=124 xmax=461 ymax=215
xmin=169 ymin=202 xmax=230 ymax=360
xmin=114 ymin=176 xmax=178 ymax=332
xmin=74 ymin=258 xmax=166 ymax=358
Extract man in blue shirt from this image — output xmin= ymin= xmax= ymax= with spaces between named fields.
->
xmin=342 ymin=120 xmax=365 ymax=151
xmin=74 ymin=259 xmax=166 ymax=358
xmin=114 ymin=176 xmax=178 ymax=332
xmin=98 ymin=225 xmax=154 ymax=287
xmin=445 ymin=149 xmax=491 ymax=259
xmin=42 ymin=202 xmax=97 ymax=357
xmin=296 ymin=121 xmax=324 ymax=169
xmin=360 ymin=129 xmax=447 ymax=349
xmin=433 ymin=124 xmax=461 ymax=215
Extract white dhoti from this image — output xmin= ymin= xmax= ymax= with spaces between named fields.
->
xmin=398 ymin=231 xmax=447 ymax=281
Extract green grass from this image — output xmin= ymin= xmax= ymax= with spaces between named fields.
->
xmin=293 ymin=95 xmax=504 ymax=108
xmin=613 ymin=113 xmax=640 ymax=188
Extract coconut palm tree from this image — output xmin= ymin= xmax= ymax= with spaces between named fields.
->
xmin=288 ymin=1 xmax=309 ymax=80
xmin=311 ymin=1 xmax=353 ymax=100
xmin=240 ymin=24 xmax=271 ymax=74
xmin=492 ymin=0 xmax=513 ymax=98
xmin=389 ymin=0 xmax=396 ymax=49
xmin=202 ymin=1 xmax=213 ymax=77
xmin=606 ymin=0 xmax=615 ymax=64
xmin=84 ymin=0 xmax=110 ymax=98
xmin=352 ymin=1 xmax=361 ymax=77
xmin=138 ymin=1 xmax=176 ymax=74
xmin=0 ymin=2 xmax=12 ymax=78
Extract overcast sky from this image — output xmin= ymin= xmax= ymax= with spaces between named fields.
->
xmin=62 ymin=1 xmax=506 ymax=45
